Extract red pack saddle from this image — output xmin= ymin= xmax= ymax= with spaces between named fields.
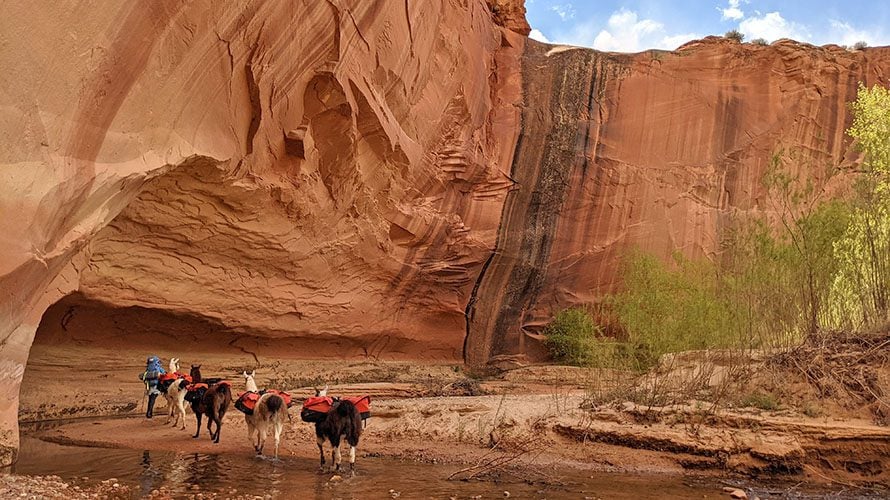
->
xmin=159 ymin=372 xmax=193 ymax=384
xmin=235 ymin=389 xmax=295 ymax=415
xmin=300 ymin=395 xmax=371 ymax=423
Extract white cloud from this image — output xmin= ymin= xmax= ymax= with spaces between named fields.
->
xmin=591 ymin=9 xmax=663 ymax=52
xmin=739 ymin=11 xmax=809 ymax=42
xmin=547 ymin=9 xmax=701 ymax=52
xmin=720 ymin=0 xmax=744 ymax=21
xmin=529 ymin=29 xmax=551 ymax=43
xmin=550 ymin=3 xmax=576 ymax=21
xmin=824 ymin=20 xmax=889 ymax=47
xmin=661 ymin=32 xmax=704 ymax=49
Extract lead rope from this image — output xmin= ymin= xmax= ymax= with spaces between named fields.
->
xmin=139 ymin=371 xmax=148 ymax=413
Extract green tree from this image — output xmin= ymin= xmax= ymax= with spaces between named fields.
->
xmin=829 ymin=84 xmax=890 ymax=328
xmin=762 ymin=152 xmax=849 ymax=334
xmin=543 ymin=307 xmax=601 ymax=366
xmin=848 ymin=84 xmax=890 ymax=180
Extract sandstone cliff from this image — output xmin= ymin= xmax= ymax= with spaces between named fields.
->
xmin=0 ymin=0 xmax=514 ymax=464
xmin=2 ymin=0 xmax=890 ymax=465
xmin=467 ymin=37 xmax=890 ymax=363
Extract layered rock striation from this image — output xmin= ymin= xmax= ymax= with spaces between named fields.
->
xmin=2 ymin=0 xmax=890 ymax=464
xmin=469 ymin=37 xmax=890 ymax=363
xmin=0 ymin=0 xmax=514 ymax=464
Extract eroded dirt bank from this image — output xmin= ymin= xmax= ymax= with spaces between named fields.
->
xmin=20 ymin=342 xmax=890 ymax=492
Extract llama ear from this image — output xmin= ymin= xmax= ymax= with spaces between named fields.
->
xmin=242 ymin=371 xmax=247 ymax=377
xmin=250 ymin=370 xmax=255 ymax=377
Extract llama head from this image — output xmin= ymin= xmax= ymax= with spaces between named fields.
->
xmin=243 ymin=370 xmax=259 ymax=392
xmin=314 ymin=385 xmax=329 ymax=397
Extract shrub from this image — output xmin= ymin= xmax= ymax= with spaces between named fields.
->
xmin=543 ymin=308 xmax=601 ymax=366
xmin=725 ymin=30 xmax=744 ymax=42
xmin=614 ymin=251 xmax=739 ymax=366
xmin=802 ymin=402 xmax=824 ymax=418
xmin=829 ymin=84 xmax=890 ymax=329
xmin=751 ymin=38 xmax=768 ymax=46
xmin=853 ymin=41 xmax=868 ymax=50
xmin=741 ymin=391 xmax=780 ymax=411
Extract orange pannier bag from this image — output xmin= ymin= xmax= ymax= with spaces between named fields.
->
xmin=343 ymin=395 xmax=371 ymax=420
xmin=300 ymin=396 xmax=333 ymax=423
xmin=236 ymin=390 xmax=295 ymax=416
xmin=263 ymin=389 xmax=295 ymax=407
xmin=235 ymin=391 xmax=261 ymax=415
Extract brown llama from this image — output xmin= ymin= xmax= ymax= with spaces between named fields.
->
xmin=185 ymin=365 xmax=230 ymax=443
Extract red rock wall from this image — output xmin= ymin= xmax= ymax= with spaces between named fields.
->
xmin=466 ymin=38 xmax=890 ymax=363
xmin=3 ymin=0 xmax=890 ymax=465
xmin=0 ymin=0 xmax=514 ymax=464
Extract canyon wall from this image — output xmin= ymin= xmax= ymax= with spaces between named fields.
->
xmin=2 ymin=0 xmax=890 ymax=464
xmin=468 ymin=38 xmax=890 ymax=363
xmin=0 ymin=0 xmax=517 ymax=465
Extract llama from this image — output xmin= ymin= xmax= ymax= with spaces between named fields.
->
xmin=189 ymin=364 xmax=222 ymax=385
xmin=241 ymin=371 xmax=288 ymax=459
xmin=162 ymin=358 xmax=189 ymax=429
xmin=185 ymin=365 xmax=230 ymax=443
xmin=312 ymin=386 xmax=363 ymax=475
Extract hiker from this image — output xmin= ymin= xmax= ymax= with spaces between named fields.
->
xmin=140 ymin=355 xmax=166 ymax=418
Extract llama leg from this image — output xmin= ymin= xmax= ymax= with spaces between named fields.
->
xmin=193 ymin=413 xmax=202 ymax=439
xmin=273 ymin=422 xmax=281 ymax=459
xmin=348 ymin=446 xmax=356 ymax=475
xmin=171 ymin=395 xmax=181 ymax=427
xmin=246 ymin=418 xmax=257 ymax=452
xmin=178 ymin=400 xmax=187 ymax=430
xmin=258 ymin=424 xmax=267 ymax=455
xmin=333 ymin=444 xmax=342 ymax=472
xmin=207 ymin=413 xmax=215 ymax=441
xmin=317 ymin=437 xmax=326 ymax=472
xmin=213 ymin=416 xmax=222 ymax=443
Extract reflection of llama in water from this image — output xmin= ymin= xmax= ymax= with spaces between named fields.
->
xmin=137 ymin=450 xmax=164 ymax=497
xmin=164 ymin=450 xmax=197 ymax=490
xmin=184 ymin=452 xmax=224 ymax=489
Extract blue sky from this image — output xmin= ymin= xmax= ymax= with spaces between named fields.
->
xmin=526 ymin=1 xmax=890 ymax=51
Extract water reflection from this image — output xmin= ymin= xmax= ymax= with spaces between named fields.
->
xmin=138 ymin=450 xmax=164 ymax=496
xmin=13 ymin=436 xmax=888 ymax=499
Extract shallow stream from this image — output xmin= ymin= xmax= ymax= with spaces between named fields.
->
xmin=12 ymin=433 xmax=885 ymax=499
